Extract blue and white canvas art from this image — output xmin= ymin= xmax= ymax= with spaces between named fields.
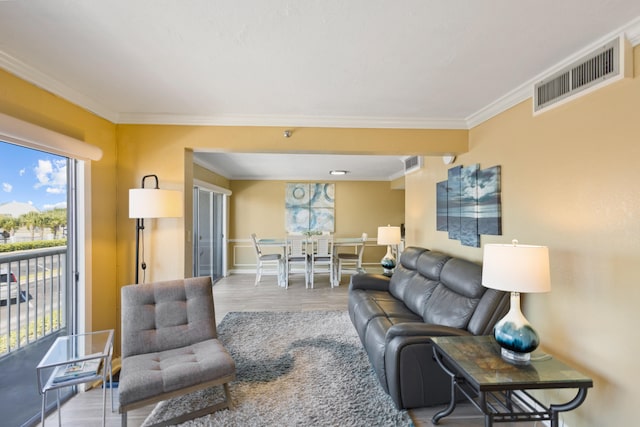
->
xmin=286 ymin=183 xmax=335 ymax=233
xmin=437 ymin=164 xmax=501 ymax=247
xmin=477 ymin=166 xmax=502 ymax=236
xmin=447 ymin=166 xmax=462 ymax=241
xmin=436 ymin=181 xmax=448 ymax=231
xmin=460 ymin=164 xmax=480 ymax=247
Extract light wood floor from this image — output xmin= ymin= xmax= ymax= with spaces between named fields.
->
xmin=38 ymin=272 xmax=524 ymax=427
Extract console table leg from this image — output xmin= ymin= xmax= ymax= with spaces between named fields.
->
xmin=479 ymin=392 xmax=493 ymax=427
xmin=41 ymin=392 xmax=46 ymax=427
xmin=56 ymin=388 xmax=61 ymax=426
xmin=432 ymin=347 xmax=458 ymax=424
xmin=550 ymin=387 xmax=589 ymax=426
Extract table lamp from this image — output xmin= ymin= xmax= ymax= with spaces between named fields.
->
xmin=481 ymin=239 xmax=551 ymax=364
xmin=129 ymin=174 xmax=182 ymax=284
xmin=377 ymin=225 xmax=401 ymax=276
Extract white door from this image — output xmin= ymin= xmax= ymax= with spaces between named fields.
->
xmin=193 ymin=186 xmax=228 ymax=280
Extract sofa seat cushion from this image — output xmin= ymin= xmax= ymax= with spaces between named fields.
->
xmin=349 ymin=289 xmax=418 ymax=339
xmin=119 ymin=338 xmax=235 ymax=407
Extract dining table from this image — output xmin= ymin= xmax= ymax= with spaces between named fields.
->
xmin=258 ymin=236 xmax=366 ymax=286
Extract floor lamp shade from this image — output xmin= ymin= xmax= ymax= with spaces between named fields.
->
xmin=482 ymin=240 xmax=550 ymax=364
xmin=129 ymin=181 xmax=183 ymax=285
xmin=129 ymin=188 xmax=183 ymax=219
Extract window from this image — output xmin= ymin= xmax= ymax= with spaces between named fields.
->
xmin=0 ymin=113 xmax=99 ymax=426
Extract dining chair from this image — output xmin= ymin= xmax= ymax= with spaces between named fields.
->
xmin=309 ymin=235 xmax=334 ymax=288
xmin=336 ymin=232 xmax=368 ymax=285
xmin=251 ymin=233 xmax=284 ymax=286
xmin=285 ymin=234 xmax=309 ymax=288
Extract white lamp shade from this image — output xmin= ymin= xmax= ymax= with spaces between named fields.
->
xmin=377 ymin=226 xmax=402 ymax=245
xmin=129 ymin=188 xmax=183 ymax=219
xmin=482 ymin=242 xmax=551 ymax=293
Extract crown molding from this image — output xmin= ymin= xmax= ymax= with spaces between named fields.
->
xmin=116 ymin=112 xmax=468 ymax=129
xmin=0 ymin=51 xmax=119 ymax=123
xmin=626 ymin=15 xmax=640 ymax=45
xmin=466 ymin=16 xmax=640 ymax=128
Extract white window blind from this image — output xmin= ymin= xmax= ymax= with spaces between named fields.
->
xmin=0 ymin=112 xmax=102 ymax=161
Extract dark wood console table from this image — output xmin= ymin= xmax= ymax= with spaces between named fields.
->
xmin=431 ymin=335 xmax=593 ymax=426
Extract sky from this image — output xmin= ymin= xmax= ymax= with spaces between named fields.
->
xmin=0 ymin=141 xmax=67 ymax=212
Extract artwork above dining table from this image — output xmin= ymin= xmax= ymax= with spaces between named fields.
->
xmin=286 ymin=183 xmax=335 ymax=233
xmin=436 ymin=164 xmax=502 ymax=247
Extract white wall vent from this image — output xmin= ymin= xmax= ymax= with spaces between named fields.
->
xmin=404 ymin=156 xmax=423 ymax=175
xmin=533 ymin=35 xmax=633 ymax=114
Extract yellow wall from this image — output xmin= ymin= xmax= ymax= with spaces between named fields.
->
xmin=229 ymin=180 xmax=404 ymax=269
xmin=405 ymin=45 xmax=640 ymax=427
xmin=194 ymin=163 xmax=231 ymax=189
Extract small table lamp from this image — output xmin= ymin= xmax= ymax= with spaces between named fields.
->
xmin=129 ymin=174 xmax=182 ymax=284
xmin=482 ymin=239 xmax=551 ymax=364
xmin=377 ymin=225 xmax=402 ymax=276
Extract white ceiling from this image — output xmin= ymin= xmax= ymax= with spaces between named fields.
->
xmin=195 ymin=152 xmax=408 ymax=181
xmin=1 ymin=1 xmax=639 ymax=180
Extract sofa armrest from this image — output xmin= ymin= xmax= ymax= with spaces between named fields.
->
xmin=349 ymin=273 xmax=391 ymax=292
xmin=383 ymin=323 xmax=472 ymax=409
xmin=385 ymin=323 xmax=471 ymax=344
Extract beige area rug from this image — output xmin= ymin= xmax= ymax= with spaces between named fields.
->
xmin=142 ymin=311 xmax=413 ymax=426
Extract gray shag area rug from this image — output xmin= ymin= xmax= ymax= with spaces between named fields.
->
xmin=142 ymin=310 xmax=413 ymax=426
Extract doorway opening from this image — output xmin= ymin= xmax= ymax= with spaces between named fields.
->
xmin=193 ymin=183 xmax=230 ymax=281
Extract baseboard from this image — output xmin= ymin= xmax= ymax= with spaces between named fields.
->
xmin=228 ymin=269 xmax=253 ymax=275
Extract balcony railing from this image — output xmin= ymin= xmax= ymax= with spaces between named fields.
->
xmin=0 ymin=246 xmax=67 ymax=358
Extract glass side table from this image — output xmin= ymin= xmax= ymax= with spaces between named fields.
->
xmin=431 ymin=335 xmax=593 ymax=426
xmin=36 ymin=329 xmax=114 ymax=427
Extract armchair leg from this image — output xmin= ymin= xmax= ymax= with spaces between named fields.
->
xmin=224 ymin=383 xmax=233 ymax=410
xmin=141 ymin=383 xmax=234 ymax=427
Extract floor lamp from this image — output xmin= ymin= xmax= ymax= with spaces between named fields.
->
xmin=129 ymin=174 xmax=182 ymax=284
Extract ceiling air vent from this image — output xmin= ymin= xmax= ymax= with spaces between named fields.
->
xmin=533 ymin=35 xmax=632 ymax=114
xmin=404 ymin=156 xmax=423 ymax=175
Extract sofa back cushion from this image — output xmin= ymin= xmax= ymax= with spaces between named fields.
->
xmin=388 ymin=247 xmax=426 ymax=302
xmin=121 ymin=276 xmax=217 ymax=358
xmin=390 ymin=249 xmax=450 ymax=316
xmin=422 ymin=258 xmax=486 ymax=329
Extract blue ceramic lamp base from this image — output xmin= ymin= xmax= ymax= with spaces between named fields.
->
xmin=381 ymin=245 xmax=396 ymax=276
xmin=494 ymin=292 xmax=540 ymax=365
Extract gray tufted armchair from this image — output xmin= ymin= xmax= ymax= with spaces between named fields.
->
xmin=118 ymin=276 xmax=235 ymax=426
